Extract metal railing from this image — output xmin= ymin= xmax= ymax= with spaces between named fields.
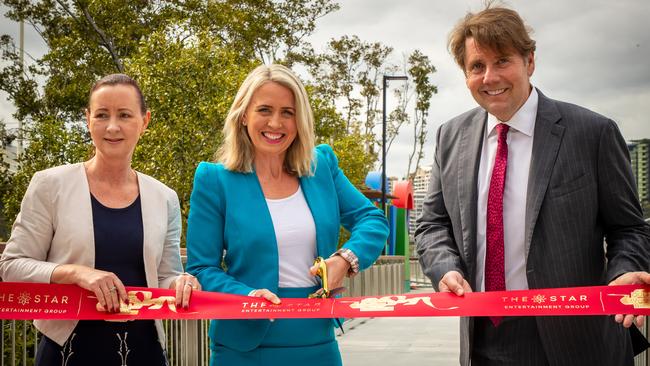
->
xmin=0 ymin=321 xmax=38 ymax=366
xmin=637 ymin=319 xmax=649 ymax=366
xmin=409 ymin=258 xmax=432 ymax=289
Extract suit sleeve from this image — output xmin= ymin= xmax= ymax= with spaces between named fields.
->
xmin=157 ymin=188 xmax=184 ymax=289
xmin=185 ymin=162 xmax=255 ymax=296
xmin=318 ymin=145 xmax=389 ymax=271
xmin=0 ymin=171 xmax=59 ymax=283
xmin=598 ymin=120 xmax=650 ymax=281
xmin=415 ymin=125 xmax=464 ymax=290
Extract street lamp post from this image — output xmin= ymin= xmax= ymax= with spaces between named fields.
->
xmin=381 ymin=75 xmax=408 ymax=212
xmin=18 ymin=20 xmax=24 ymax=157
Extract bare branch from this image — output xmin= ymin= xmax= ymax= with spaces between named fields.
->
xmin=54 ymin=0 xmax=80 ymax=22
xmin=79 ymin=3 xmax=124 ymax=72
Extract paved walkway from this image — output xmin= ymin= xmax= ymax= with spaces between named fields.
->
xmin=337 ymin=296 xmax=460 ymax=366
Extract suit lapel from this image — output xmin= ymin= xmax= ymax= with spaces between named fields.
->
xmin=137 ymin=173 xmax=159 ymax=287
xmin=458 ymin=111 xmax=486 ymax=283
xmin=75 ymin=163 xmax=96 ymax=268
xmin=525 ymin=90 xmax=565 ymax=257
xmin=299 ymin=175 xmax=326 ymax=258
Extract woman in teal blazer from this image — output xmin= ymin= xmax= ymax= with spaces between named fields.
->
xmin=186 ymin=64 xmax=389 ymax=365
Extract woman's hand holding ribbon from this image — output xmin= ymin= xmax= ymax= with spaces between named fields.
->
xmin=171 ymin=272 xmax=202 ymax=310
xmin=51 ymin=264 xmax=127 ymax=313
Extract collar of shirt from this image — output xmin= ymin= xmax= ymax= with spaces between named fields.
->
xmin=486 ymin=86 xmax=539 ymax=138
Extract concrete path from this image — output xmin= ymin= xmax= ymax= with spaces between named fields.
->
xmin=337 ymin=312 xmax=460 ymax=366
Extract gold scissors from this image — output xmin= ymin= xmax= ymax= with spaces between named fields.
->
xmin=308 ymin=257 xmax=346 ymax=332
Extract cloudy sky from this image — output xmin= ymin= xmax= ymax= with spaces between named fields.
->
xmin=308 ymin=0 xmax=650 ymax=177
xmin=2 ymin=0 xmax=649 ymax=177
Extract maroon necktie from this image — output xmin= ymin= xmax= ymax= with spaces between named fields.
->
xmin=485 ymin=123 xmax=509 ymax=326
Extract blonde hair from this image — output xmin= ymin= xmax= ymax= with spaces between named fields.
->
xmin=217 ymin=64 xmax=315 ymax=176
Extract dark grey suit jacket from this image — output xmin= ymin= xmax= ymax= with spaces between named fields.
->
xmin=415 ymin=89 xmax=650 ymax=366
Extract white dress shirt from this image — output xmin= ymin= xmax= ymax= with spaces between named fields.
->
xmin=475 ymin=87 xmax=538 ymax=292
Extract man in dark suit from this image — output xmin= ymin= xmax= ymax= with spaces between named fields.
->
xmin=415 ymin=5 xmax=650 ymax=366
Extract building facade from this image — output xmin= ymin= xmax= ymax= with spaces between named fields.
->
xmin=408 ymin=166 xmax=432 ymax=239
xmin=629 ymin=139 xmax=650 ymax=209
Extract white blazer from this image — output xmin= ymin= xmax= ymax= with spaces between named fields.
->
xmin=0 ymin=163 xmax=183 ymax=347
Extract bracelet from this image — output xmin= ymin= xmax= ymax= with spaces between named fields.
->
xmin=331 ymin=248 xmax=360 ymax=275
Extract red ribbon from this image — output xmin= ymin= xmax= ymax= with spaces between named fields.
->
xmin=0 ymin=282 xmax=648 ymax=320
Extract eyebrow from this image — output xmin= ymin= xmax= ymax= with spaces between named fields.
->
xmin=255 ymin=104 xmax=296 ymax=111
xmin=92 ymin=107 xmax=134 ymax=112
xmin=466 ymin=60 xmax=483 ymax=69
xmin=91 ymin=108 xmax=135 ymax=117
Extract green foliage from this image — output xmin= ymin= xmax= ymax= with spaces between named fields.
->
xmin=0 ymin=0 xmax=437 ymax=243
xmin=0 ymin=0 xmax=350 ymax=239
xmin=0 ymin=0 xmax=188 ymax=231
xmin=308 ymin=86 xmax=372 ymax=186
xmin=2 ymin=115 xmax=91 ymax=233
xmin=331 ymin=130 xmax=376 ymax=187
xmin=129 ymin=31 xmax=255 ymax=228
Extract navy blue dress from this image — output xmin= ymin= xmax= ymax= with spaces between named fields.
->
xmin=35 ymin=194 xmax=167 ymax=366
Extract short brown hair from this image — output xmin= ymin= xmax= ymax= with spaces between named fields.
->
xmin=448 ymin=5 xmax=536 ymax=71
xmin=88 ymin=73 xmax=147 ymax=114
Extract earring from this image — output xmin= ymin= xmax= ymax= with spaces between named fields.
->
xmin=242 ymin=121 xmax=247 ymax=126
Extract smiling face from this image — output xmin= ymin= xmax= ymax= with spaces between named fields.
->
xmin=243 ymin=81 xmax=298 ymax=161
xmin=464 ymin=37 xmax=535 ymax=122
xmin=86 ymin=84 xmax=150 ymax=162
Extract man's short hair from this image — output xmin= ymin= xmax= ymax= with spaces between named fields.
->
xmin=448 ymin=5 xmax=536 ymax=71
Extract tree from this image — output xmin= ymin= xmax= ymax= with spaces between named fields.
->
xmin=129 ymin=32 xmax=256 ymax=225
xmin=300 ymin=35 xmax=393 ymax=178
xmin=0 ymin=0 xmax=342 ymax=238
xmin=405 ymin=50 xmax=437 ymax=178
xmin=301 ymin=39 xmax=438 ymax=181
xmin=1 ymin=0 xmax=435 ymax=241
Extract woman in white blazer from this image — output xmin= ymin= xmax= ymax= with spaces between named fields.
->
xmin=0 ymin=74 xmax=200 ymax=366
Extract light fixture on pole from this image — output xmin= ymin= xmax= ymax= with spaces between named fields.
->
xmin=381 ymin=75 xmax=407 ymax=213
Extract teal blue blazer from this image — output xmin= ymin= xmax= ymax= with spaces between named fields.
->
xmin=186 ymin=144 xmax=389 ymax=352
